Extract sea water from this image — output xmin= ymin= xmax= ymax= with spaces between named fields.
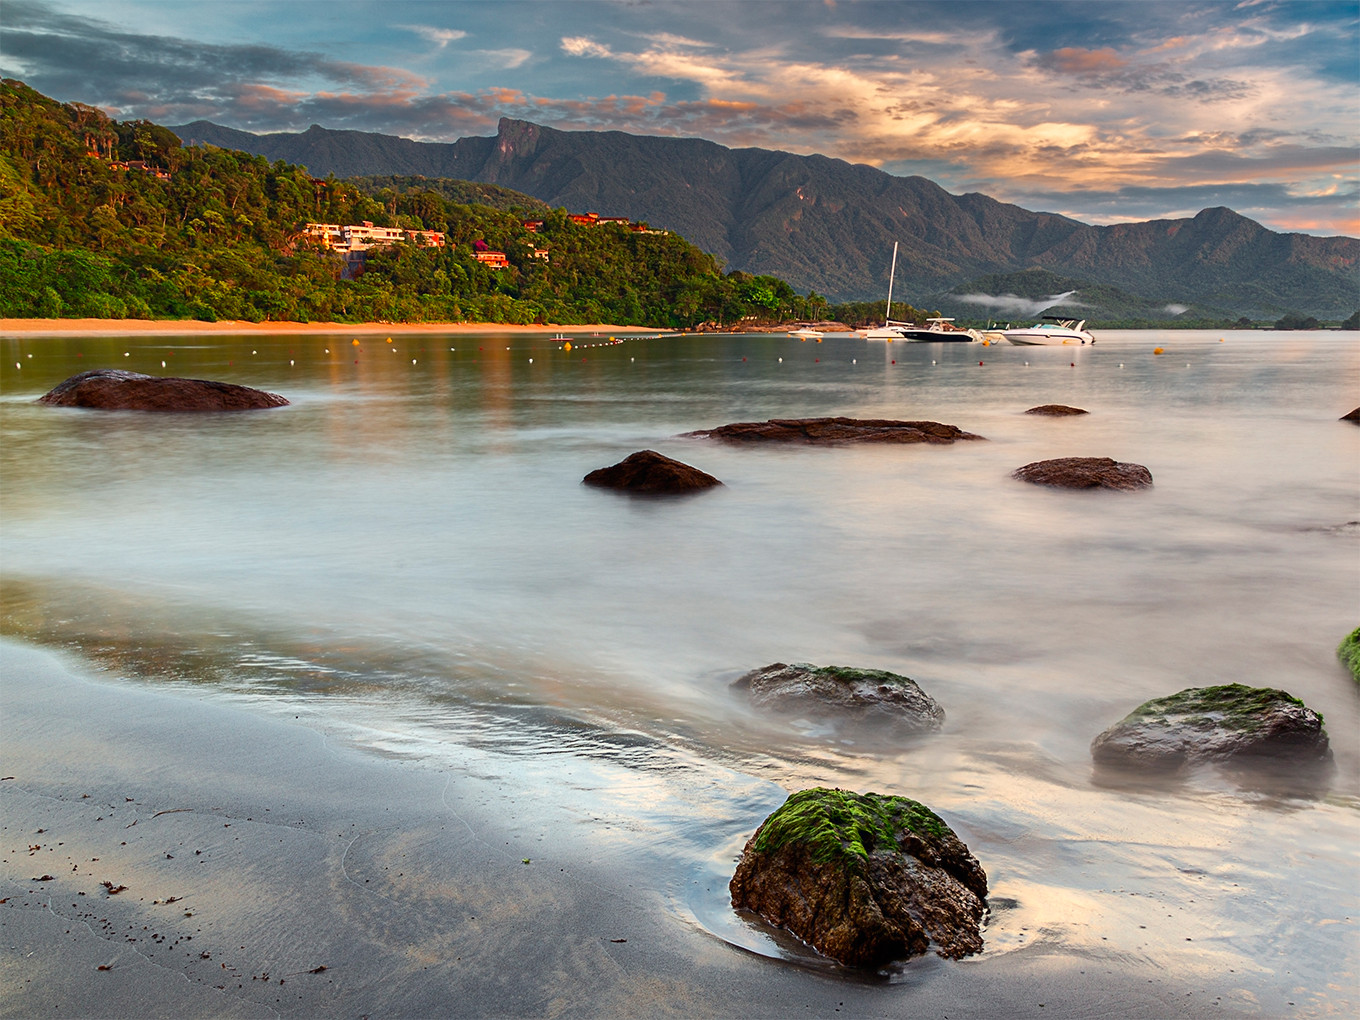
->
xmin=1 ymin=329 xmax=1357 ymax=1009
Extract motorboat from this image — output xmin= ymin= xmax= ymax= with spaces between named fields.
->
xmin=1003 ymin=316 xmax=1095 ymax=345
xmin=896 ymin=317 xmax=982 ymax=343
xmin=788 ymin=328 xmax=824 ymax=341
xmin=861 ymin=323 xmax=912 ymax=340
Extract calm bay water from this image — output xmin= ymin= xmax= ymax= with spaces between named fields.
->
xmin=2 ymin=329 xmax=1357 ymax=1010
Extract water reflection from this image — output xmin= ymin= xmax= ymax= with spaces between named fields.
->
xmin=1 ymin=329 xmax=1357 ymax=1003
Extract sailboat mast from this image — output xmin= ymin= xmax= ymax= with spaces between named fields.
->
xmin=885 ymin=241 xmax=898 ymax=324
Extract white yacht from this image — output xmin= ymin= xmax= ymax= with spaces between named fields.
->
xmin=862 ymin=242 xmax=911 ymax=340
xmin=1003 ymin=316 xmax=1095 ymax=345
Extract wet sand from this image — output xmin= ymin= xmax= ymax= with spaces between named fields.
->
xmin=0 ymin=318 xmax=660 ymax=339
xmin=0 ymin=638 xmax=1275 ymax=1019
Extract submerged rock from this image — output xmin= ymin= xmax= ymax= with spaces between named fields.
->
xmin=687 ymin=417 xmax=983 ymax=445
xmin=1090 ymin=684 xmax=1331 ymax=769
xmin=729 ymin=788 xmax=988 ymax=968
xmin=1013 ymin=456 xmax=1152 ymax=490
xmin=1025 ymin=404 xmax=1088 ymax=416
xmin=582 ymin=449 xmax=722 ymax=493
xmin=38 ymin=369 xmax=288 ymax=412
xmin=1339 ymin=627 xmax=1360 ymax=683
xmin=733 ymin=662 xmax=943 ymax=734
xmin=1342 ymin=407 xmax=1360 ymax=424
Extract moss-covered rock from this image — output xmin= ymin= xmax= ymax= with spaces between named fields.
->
xmin=1091 ymin=683 xmax=1331 ymax=769
xmin=732 ymin=662 xmax=944 ymax=734
xmin=729 ymin=788 xmax=987 ymax=968
xmin=1339 ymin=627 xmax=1360 ymax=683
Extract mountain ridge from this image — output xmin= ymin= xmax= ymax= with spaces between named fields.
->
xmin=171 ymin=117 xmax=1359 ymax=316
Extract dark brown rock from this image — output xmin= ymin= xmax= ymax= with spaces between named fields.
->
xmin=1013 ymin=456 xmax=1151 ymax=490
xmin=38 ymin=370 xmax=288 ymax=412
xmin=733 ymin=663 xmax=943 ymax=734
xmin=1091 ymin=684 xmax=1332 ymax=769
xmin=1342 ymin=407 xmax=1360 ymax=423
xmin=729 ymin=788 xmax=987 ymax=968
xmin=687 ymin=417 xmax=983 ymax=444
xmin=1025 ymin=404 xmax=1088 ymax=416
xmin=583 ymin=449 xmax=721 ymax=493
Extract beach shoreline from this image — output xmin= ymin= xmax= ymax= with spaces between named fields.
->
xmin=0 ymin=637 xmax=1239 ymax=1019
xmin=0 ymin=318 xmax=662 ymax=339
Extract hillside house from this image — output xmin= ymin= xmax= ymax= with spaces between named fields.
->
xmin=473 ymin=250 xmax=510 ymax=269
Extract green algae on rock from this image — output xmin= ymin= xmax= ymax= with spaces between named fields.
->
xmin=732 ymin=663 xmax=944 ymax=734
xmin=1090 ymin=683 xmax=1331 ymax=769
xmin=729 ymin=788 xmax=987 ymax=968
xmin=1339 ymin=627 xmax=1360 ymax=683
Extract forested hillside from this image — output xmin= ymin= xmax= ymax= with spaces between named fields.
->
xmin=0 ymin=80 xmax=822 ymax=327
xmin=175 ymin=115 xmax=1360 ymax=318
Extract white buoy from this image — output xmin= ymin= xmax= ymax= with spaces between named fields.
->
xmin=290 ymin=359 xmax=295 ymax=366
xmin=14 ymin=362 xmax=19 ymax=369
xmin=412 ymin=359 xmax=417 ymax=364
xmin=932 ymin=360 xmax=936 ymax=365
xmin=26 ymin=353 xmax=32 ymax=358
xmin=778 ymin=357 xmax=783 ymax=363
xmin=161 ymin=360 xmax=166 ymax=367
xmin=124 ymin=352 xmax=130 ymax=357
xmin=252 ymin=350 xmax=257 ymax=355
xmin=529 ymin=358 xmax=533 ymax=363
xmin=852 ymin=359 xmax=857 ymax=364
xmin=324 ymin=348 xmax=329 ymax=354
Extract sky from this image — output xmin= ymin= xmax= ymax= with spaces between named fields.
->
xmin=3 ymin=0 xmax=1357 ymax=236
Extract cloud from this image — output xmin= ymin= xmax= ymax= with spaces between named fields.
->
xmin=955 ymin=291 xmax=1083 ymax=316
xmin=400 ymin=25 xmax=467 ymax=49
xmin=561 ymin=36 xmax=612 ymax=59
xmin=1048 ymin=47 xmax=1128 ymax=74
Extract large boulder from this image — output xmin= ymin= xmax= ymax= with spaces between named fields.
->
xmin=1091 ymin=684 xmax=1332 ymax=769
xmin=729 ymin=788 xmax=988 ymax=968
xmin=38 ymin=369 xmax=288 ymax=411
xmin=1339 ymin=627 xmax=1360 ymax=683
xmin=733 ymin=663 xmax=943 ymax=734
xmin=1025 ymin=404 xmax=1088 ymax=416
xmin=582 ymin=449 xmax=721 ymax=493
xmin=1013 ymin=456 xmax=1152 ymax=490
xmin=688 ymin=417 xmax=983 ymax=445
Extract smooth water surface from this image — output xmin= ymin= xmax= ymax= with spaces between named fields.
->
xmin=2 ymin=329 xmax=1357 ymax=1011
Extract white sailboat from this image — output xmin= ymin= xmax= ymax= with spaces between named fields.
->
xmin=861 ymin=242 xmax=913 ymax=340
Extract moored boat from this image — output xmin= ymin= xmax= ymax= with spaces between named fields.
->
xmin=1003 ymin=316 xmax=1095 ymax=345
xmin=897 ymin=317 xmax=982 ymax=343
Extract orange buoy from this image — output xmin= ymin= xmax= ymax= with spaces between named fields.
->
xmin=1154 ymin=347 xmax=1164 ymax=355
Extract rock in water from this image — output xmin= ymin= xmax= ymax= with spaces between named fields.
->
xmin=1342 ymin=407 xmax=1360 ymax=424
xmin=687 ymin=417 xmax=983 ymax=444
xmin=1339 ymin=627 xmax=1360 ymax=683
xmin=1025 ymin=404 xmax=1088 ymax=416
xmin=1013 ymin=456 xmax=1152 ymax=490
xmin=733 ymin=663 xmax=943 ymax=734
xmin=1090 ymin=684 xmax=1331 ymax=769
xmin=729 ymin=788 xmax=987 ymax=968
xmin=38 ymin=369 xmax=288 ymax=411
xmin=582 ymin=449 xmax=722 ymax=493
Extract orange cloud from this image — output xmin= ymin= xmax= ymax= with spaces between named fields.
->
xmin=1048 ymin=47 xmax=1127 ymax=74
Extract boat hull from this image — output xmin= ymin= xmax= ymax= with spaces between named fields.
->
xmin=1003 ymin=331 xmax=1093 ymax=345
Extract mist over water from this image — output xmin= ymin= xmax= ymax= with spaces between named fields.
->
xmin=2 ymin=329 xmax=1357 ymax=1006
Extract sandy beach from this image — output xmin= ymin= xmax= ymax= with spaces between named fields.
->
xmin=0 ymin=318 xmax=661 ymax=339
xmin=0 ymin=639 xmax=1237 ymax=1019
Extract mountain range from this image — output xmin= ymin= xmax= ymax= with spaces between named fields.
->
xmin=171 ymin=118 xmax=1359 ymax=317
